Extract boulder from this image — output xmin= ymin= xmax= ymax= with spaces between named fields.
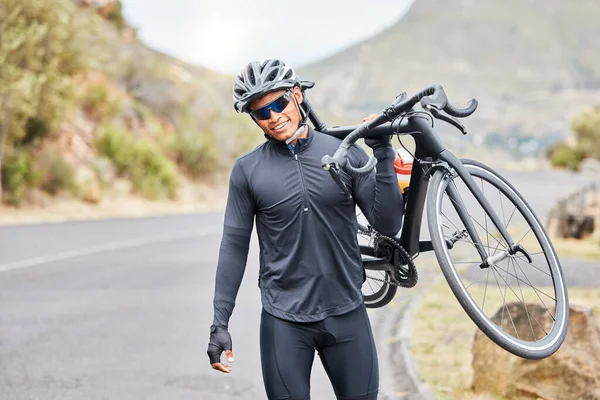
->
xmin=471 ymin=302 xmax=600 ymax=400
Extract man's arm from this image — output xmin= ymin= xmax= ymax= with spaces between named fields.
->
xmin=212 ymin=159 xmax=256 ymax=329
xmin=351 ymin=143 xmax=404 ymax=237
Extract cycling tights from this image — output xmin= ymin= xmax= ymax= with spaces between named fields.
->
xmin=259 ymin=303 xmax=379 ymax=400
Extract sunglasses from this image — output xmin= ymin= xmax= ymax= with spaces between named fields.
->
xmin=250 ymin=90 xmax=292 ymax=120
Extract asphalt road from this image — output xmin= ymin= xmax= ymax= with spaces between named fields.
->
xmin=0 ymin=168 xmax=597 ymax=400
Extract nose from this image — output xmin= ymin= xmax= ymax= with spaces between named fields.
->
xmin=268 ymin=109 xmax=282 ymax=121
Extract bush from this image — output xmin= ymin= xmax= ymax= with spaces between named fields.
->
xmin=94 ymin=126 xmax=179 ymax=200
xmin=169 ymin=131 xmax=220 ymax=179
xmin=571 ymin=105 xmax=600 ymax=160
xmin=35 ymin=151 xmax=80 ymax=197
xmin=104 ymin=1 xmax=127 ymax=31
xmin=546 ymin=142 xmax=586 ymax=171
xmin=1 ymin=151 xmax=40 ymax=206
xmin=83 ymin=81 xmax=121 ymax=122
xmin=22 ymin=117 xmax=50 ymax=146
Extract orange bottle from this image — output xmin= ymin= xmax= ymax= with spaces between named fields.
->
xmin=394 ymin=148 xmax=413 ymax=194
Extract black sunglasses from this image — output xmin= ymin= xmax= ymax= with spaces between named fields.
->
xmin=250 ymin=90 xmax=292 ymax=120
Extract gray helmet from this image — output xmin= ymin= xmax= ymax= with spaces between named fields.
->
xmin=232 ymin=59 xmax=301 ymax=113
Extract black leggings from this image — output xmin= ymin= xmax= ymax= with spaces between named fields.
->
xmin=259 ymin=304 xmax=379 ymax=400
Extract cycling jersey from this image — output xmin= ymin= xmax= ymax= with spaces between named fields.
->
xmin=212 ymin=126 xmax=403 ymax=328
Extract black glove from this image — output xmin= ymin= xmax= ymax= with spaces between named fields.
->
xmin=364 ymin=134 xmax=392 ymax=151
xmin=207 ymin=325 xmax=233 ymax=365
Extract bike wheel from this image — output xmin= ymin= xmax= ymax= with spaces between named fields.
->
xmin=426 ymin=158 xmax=569 ymax=360
xmin=362 ymin=269 xmax=398 ymax=308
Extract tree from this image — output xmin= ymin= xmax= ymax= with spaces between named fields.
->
xmin=571 ymin=105 xmax=600 ymax=160
xmin=0 ymin=0 xmax=99 ymax=201
xmin=0 ymin=0 xmax=43 ymax=200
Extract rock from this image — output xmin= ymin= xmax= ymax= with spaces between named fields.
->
xmin=580 ymin=158 xmax=600 ymax=176
xmin=81 ymin=179 xmax=103 ymax=204
xmin=74 ymin=166 xmax=102 ymax=204
xmin=471 ymin=302 xmax=600 ymax=400
xmin=581 ymin=388 xmax=600 ymax=400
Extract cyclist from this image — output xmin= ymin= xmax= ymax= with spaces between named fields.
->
xmin=207 ymin=58 xmax=404 ymax=400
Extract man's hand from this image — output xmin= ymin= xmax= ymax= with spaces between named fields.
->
xmin=362 ymin=113 xmax=392 ymax=150
xmin=207 ymin=325 xmax=234 ymax=373
xmin=362 ymin=113 xmax=378 ymax=123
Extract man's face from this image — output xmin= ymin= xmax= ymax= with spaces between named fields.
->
xmin=249 ymin=86 xmax=303 ymax=141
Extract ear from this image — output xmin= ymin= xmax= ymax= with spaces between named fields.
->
xmin=293 ymin=86 xmax=303 ymax=105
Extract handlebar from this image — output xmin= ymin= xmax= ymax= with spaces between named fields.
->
xmin=320 ymin=84 xmax=478 ymax=196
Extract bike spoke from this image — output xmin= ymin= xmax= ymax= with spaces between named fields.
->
xmin=490 ymin=266 xmax=520 ymax=339
xmin=513 ymin=254 xmax=553 ymax=277
xmin=441 ymin=212 xmax=463 ymax=234
xmin=491 ymin=262 xmax=556 ymax=302
xmin=512 ymin=260 xmax=557 ymax=321
xmin=510 ymin=257 xmax=547 ymax=339
xmin=493 ymin=261 xmax=550 ymax=338
xmin=465 ymin=267 xmax=492 ymax=290
xmin=482 ymin=268 xmax=490 ymax=313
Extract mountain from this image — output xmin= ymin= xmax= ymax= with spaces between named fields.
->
xmin=297 ymin=0 xmax=600 ymax=156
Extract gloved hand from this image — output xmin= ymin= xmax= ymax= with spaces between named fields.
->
xmin=207 ymin=325 xmax=234 ymax=373
xmin=362 ymin=113 xmax=393 ymax=151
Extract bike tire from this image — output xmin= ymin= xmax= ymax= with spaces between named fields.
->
xmin=362 ymin=270 xmax=398 ymax=308
xmin=426 ymin=158 xmax=569 ymax=360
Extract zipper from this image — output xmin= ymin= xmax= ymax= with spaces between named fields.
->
xmin=294 ymin=153 xmax=310 ymax=213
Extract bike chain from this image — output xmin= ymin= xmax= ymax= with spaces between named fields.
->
xmin=361 ymin=231 xmax=418 ymax=288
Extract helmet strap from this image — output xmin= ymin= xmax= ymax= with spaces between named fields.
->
xmin=285 ymin=91 xmax=308 ymax=144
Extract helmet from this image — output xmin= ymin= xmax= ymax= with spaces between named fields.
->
xmin=232 ymin=59 xmax=302 ymax=113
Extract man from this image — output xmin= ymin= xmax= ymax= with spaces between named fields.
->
xmin=207 ymin=58 xmax=404 ymax=400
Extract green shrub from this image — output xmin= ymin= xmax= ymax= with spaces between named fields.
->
xmin=169 ymin=131 xmax=220 ymax=178
xmin=83 ymin=81 xmax=121 ymax=122
xmin=94 ymin=126 xmax=179 ymax=200
xmin=1 ymin=151 xmax=40 ymax=206
xmin=571 ymin=105 xmax=600 ymax=160
xmin=21 ymin=117 xmax=50 ymax=146
xmin=36 ymin=151 xmax=80 ymax=197
xmin=546 ymin=142 xmax=586 ymax=171
xmin=105 ymin=1 xmax=127 ymax=31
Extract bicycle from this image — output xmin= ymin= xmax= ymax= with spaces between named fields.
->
xmin=297 ymin=81 xmax=569 ymax=360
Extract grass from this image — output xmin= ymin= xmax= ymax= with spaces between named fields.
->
xmin=410 ymin=277 xmax=600 ymax=400
xmin=534 ymin=236 xmax=600 ymax=262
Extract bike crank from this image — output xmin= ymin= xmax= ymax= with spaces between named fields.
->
xmin=365 ymin=232 xmax=419 ymax=288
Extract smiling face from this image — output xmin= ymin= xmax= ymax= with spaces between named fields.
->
xmin=248 ymin=86 xmax=305 ymax=142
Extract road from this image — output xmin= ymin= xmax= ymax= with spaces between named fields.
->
xmin=0 ymin=168 xmax=596 ymax=400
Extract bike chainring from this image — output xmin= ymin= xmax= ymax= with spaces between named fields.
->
xmin=367 ymin=233 xmax=418 ymax=288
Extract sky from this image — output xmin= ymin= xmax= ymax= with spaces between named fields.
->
xmin=120 ymin=0 xmax=414 ymax=75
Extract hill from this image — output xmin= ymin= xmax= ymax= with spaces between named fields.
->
xmin=0 ymin=0 xmax=258 ymax=213
xmin=297 ymin=0 xmax=600 ymax=158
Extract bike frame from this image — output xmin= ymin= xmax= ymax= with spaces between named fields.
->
xmin=300 ymin=94 xmax=518 ymax=264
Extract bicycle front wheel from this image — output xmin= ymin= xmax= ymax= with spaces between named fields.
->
xmin=426 ymin=158 xmax=569 ymax=360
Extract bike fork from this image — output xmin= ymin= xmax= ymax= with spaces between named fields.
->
xmin=437 ymin=151 xmax=525 ymax=268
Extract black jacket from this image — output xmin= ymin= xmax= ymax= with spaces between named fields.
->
xmin=212 ymin=126 xmax=403 ymax=327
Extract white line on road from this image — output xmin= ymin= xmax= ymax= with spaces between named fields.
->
xmin=0 ymin=229 xmax=221 ymax=273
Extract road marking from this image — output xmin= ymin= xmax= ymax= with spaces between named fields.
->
xmin=0 ymin=229 xmax=221 ymax=272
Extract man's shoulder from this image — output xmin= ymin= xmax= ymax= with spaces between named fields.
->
xmin=234 ymin=141 xmax=268 ymax=165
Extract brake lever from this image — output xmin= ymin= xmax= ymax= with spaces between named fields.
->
xmin=326 ymin=164 xmax=352 ymax=199
xmin=429 ymin=108 xmax=467 ymax=135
